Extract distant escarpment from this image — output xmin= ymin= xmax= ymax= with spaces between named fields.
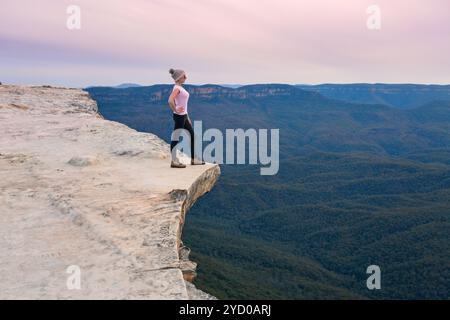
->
xmin=296 ymin=83 xmax=450 ymax=109
xmin=87 ymin=83 xmax=323 ymax=103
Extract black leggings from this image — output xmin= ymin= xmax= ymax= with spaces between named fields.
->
xmin=170 ymin=113 xmax=195 ymax=159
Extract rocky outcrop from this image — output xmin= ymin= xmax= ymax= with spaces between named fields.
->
xmin=0 ymin=85 xmax=220 ymax=299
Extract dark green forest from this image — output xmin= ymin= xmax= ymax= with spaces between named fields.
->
xmin=87 ymin=84 xmax=450 ymax=299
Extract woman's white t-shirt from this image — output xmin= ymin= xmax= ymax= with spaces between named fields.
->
xmin=172 ymin=84 xmax=189 ymax=115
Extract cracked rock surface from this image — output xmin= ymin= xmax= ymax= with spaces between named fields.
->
xmin=0 ymin=85 xmax=220 ymax=299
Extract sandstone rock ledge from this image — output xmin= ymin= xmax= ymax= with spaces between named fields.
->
xmin=0 ymin=85 xmax=220 ymax=299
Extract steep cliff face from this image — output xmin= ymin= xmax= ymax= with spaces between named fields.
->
xmin=0 ymin=85 xmax=220 ymax=299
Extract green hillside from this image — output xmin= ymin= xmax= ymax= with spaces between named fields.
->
xmin=87 ymin=84 xmax=450 ymax=299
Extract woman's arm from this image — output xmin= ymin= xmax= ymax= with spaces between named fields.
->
xmin=168 ymin=88 xmax=180 ymax=113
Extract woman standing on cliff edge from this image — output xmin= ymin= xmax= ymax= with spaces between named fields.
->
xmin=167 ymin=68 xmax=205 ymax=168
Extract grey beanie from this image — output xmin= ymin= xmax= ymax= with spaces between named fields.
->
xmin=169 ymin=68 xmax=186 ymax=81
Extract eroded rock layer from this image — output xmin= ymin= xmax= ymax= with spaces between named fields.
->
xmin=0 ymin=85 xmax=219 ymax=299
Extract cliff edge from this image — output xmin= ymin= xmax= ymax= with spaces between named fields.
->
xmin=0 ymin=85 xmax=220 ymax=299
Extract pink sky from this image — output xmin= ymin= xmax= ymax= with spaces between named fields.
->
xmin=1 ymin=0 xmax=449 ymax=87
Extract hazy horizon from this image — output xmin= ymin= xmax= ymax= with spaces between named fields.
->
xmin=3 ymin=81 xmax=450 ymax=90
